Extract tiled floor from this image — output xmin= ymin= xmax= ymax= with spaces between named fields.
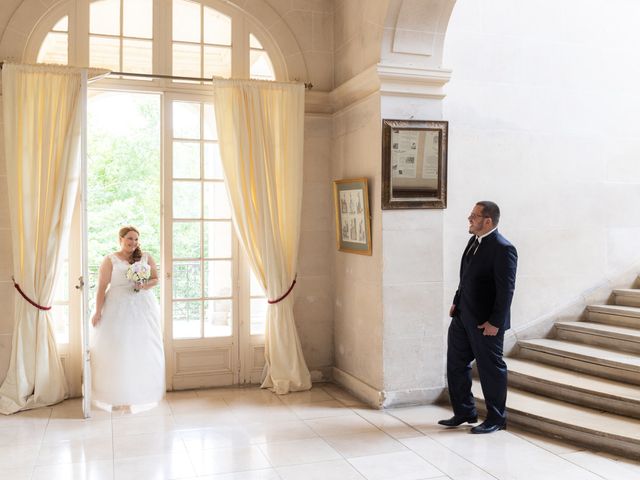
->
xmin=1 ymin=384 xmax=639 ymax=479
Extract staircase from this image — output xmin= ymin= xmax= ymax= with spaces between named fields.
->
xmin=473 ymin=286 xmax=640 ymax=458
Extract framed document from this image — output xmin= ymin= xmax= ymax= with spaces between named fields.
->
xmin=382 ymin=119 xmax=448 ymax=209
xmin=332 ymin=178 xmax=372 ymax=255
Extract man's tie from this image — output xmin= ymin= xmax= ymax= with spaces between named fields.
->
xmin=465 ymin=237 xmax=479 ymax=263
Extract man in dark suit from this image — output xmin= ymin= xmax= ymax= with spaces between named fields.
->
xmin=438 ymin=201 xmax=518 ymax=434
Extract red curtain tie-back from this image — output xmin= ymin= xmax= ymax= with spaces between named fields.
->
xmin=12 ymin=277 xmax=52 ymax=311
xmin=268 ymin=276 xmax=297 ymax=305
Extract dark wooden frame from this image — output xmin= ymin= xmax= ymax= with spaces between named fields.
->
xmin=381 ymin=119 xmax=448 ymax=209
xmin=332 ymin=178 xmax=372 ymax=255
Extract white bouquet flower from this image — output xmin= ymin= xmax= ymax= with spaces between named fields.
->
xmin=126 ymin=261 xmax=151 ymax=292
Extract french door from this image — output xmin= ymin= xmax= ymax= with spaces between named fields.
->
xmin=59 ymin=88 xmax=268 ymax=405
xmin=163 ymin=92 xmax=266 ymax=390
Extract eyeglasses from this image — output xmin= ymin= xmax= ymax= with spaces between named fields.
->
xmin=468 ymin=213 xmax=489 ymax=220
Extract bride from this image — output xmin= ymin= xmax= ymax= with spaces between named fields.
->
xmin=90 ymin=226 xmax=165 ymax=412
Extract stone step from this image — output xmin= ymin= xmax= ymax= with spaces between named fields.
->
xmin=587 ymin=304 xmax=640 ymax=328
xmin=518 ymin=338 xmax=640 ymax=386
xmin=472 ymin=381 xmax=640 ymax=458
xmin=613 ymin=288 xmax=640 ymax=308
xmin=506 ymin=357 xmax=640 ymax=419
xmin=555 ymin=321 xmax=640 ymax=354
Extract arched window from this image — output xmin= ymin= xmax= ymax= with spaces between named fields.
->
xmin=30 ymin=0 xmax=280 ymax=393
xmin=31 ymin=0 xmax=278 ymax=81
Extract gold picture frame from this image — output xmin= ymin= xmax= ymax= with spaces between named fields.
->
xmin=332 ymin=178 xmax=372 ymax=255
xmin=382 ymin=119 xmax=448 ymax=209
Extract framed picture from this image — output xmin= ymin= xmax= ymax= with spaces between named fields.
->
xmin=332 ymin=178 xmax=372 ymax=255
xmin=382 ymin=119 xmax=448 ymax=209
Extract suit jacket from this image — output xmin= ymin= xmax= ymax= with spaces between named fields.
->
xmin=452 ymin=230 xmax=517 ymax=330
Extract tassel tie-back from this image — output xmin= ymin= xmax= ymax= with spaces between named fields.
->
xmin=268 ymin=276 xmax=297 ymax=305
xmin=12 ymin=277 xmax=51 ymax=311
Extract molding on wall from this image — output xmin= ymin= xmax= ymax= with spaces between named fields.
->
xmin=304 ymin=63 xmax=452 ymax=115
xmin=377 ymin=64 xmax=452 ymax=100
xmin=332 ymin=367 xmax=383 ymax=408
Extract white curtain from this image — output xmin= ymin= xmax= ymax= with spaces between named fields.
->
xmin=212 ymin=79 xmax=311 ymax=394
xmin=0 ymin=64 xmax=84 ymax=413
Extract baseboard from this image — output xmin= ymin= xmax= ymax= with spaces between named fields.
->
xmin=332 ymin=366 xmax=447 ymax=409
xmin=380 ymin=385 xmax=447 ymax=409
xmin=332 ymin=367 xmax=384 ymax=408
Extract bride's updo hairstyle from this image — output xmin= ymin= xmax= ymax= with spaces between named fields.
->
xmin=119 ymin=226 xmax=142 ymax=264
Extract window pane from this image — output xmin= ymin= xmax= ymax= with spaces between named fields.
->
xmin=51 ymin=305 xmax=70 ymax=344
xmin=90 ymin=0 xmax=120 ymax=36
xmin=203 ymin=143 xmax=223 ymax=180
xmin=173 ymin=42 xmax=201 ymax=78
xmin=203 ymin=7 xmax=231 ymax=46
xmin=203 ymin=260 xmax=231 ymax=297
xmin=173 ymin=0 xmax=201 ymax=43
xmin=250 ymin=49 xmax=275 ymax=81
xmin=173 ymin=301 xmax=201 ymax=338
xmin=203 ymin=45 xmax=231 ymax=79
xmin=173 ymin=181 xmax=201 ymax=218
xmin=203 ymin=182 xmax=230 ymax=219
xmin=203 ymin=104 xmax=217 ymax=141
xmin=123 ymin=0 xmax=153 ymax=38
xmin=173 ymin=221 xmax=201 ymax=258
xmin=204 ymin=300 xmax=231 ymax=337
xmin=53 ymin=16 xmax=68 ymax=32
xmin=122 ymin=38 xmax=152 ymax=74
xmin=90 ymin=36 xmax=120 ymax=71
xmin=173 ymin=261 xmax=201 ymax=299
xmin=203 ymin=221 xmax=231 ymax=258
xmin=249 ymin=34 xmax=263 ymax=49
xmin=173 ymin=142 xmax=200 ymax=179
xmin=38 ymin=32 xmax=68 ymax=64
xmin=173 ymin=102 xmax=201 ymax=139
xmin=250 ymin=298 xmax=267 ymax=335
xmin=250 ymin=270 xmax=264 ymax=296
xmin=54 ymin=261 xmax=69 ymax=302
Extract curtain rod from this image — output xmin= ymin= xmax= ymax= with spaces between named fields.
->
xmin=0 ymin=63 xmax=313 ymax=89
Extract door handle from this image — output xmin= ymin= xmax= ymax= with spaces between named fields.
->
xmin=75 ymin=276 xmax=84 ymax=290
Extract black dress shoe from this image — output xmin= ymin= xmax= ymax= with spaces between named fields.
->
xmin=470 ymin=421 xmax=506 ymax=434
xmin=437 ymin=414 xmax=478 ymax=427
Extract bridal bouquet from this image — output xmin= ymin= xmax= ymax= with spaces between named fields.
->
xmin=126 ymin=261 xmax=151 ymax=292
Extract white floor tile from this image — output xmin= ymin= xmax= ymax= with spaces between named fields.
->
xmin=277 ymin=387 xmax=334 ymax=405
xmin=197 ymin=469 xmax=281 ymax=479
xmin=324 ymin=430 xmax=407 ymax=458
xmin=114 ymin=431 xmax=188 ymax=459
xmin=401 ymin=435 xmax=495 ymax=479
xmin=0 ymin=443 xmax=44 ymax=470
xmin=305 ymin=413 xmax=379 ymax=436
xmin=289 ymin=400 xmax=357 ymax=420
xmin=114 ymin=451 xmax=196 ymax=479
xmin=7 ymin=386 xmax=640 ymax=480
xmin=188 ymin=445 xmax=271 ymax=476
xmin=36 ymin=437 xmax=113 ymax=466
xmin=258 ymin=436 xmax=341 ymax=467
xmin=43 ymin=418 xmax=112 ymax=443
xmin=112 ymin=413 xmax=177 ymax=437
xmin=179 ymin=425 xmax=253 ymax=450
xmin=1 ymin=466 xmax=33 ymax=480
xmin=277 ymin=458 xmax=365 ymax=480
xmin=561 ymin=450 xmax=640 ymax=480
xmin=348 ymin=450 xmax=444 ymax=480
xmin=32 ymin=460 xmax=114 ymax=480
xmin=243 ymin=419 xmax=318 ymax=444
xmin=354 ymin=408 xmax=422 ymax=439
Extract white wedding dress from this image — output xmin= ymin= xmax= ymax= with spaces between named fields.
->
xmin=90 ymin=253 xmax=165 ymax=411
